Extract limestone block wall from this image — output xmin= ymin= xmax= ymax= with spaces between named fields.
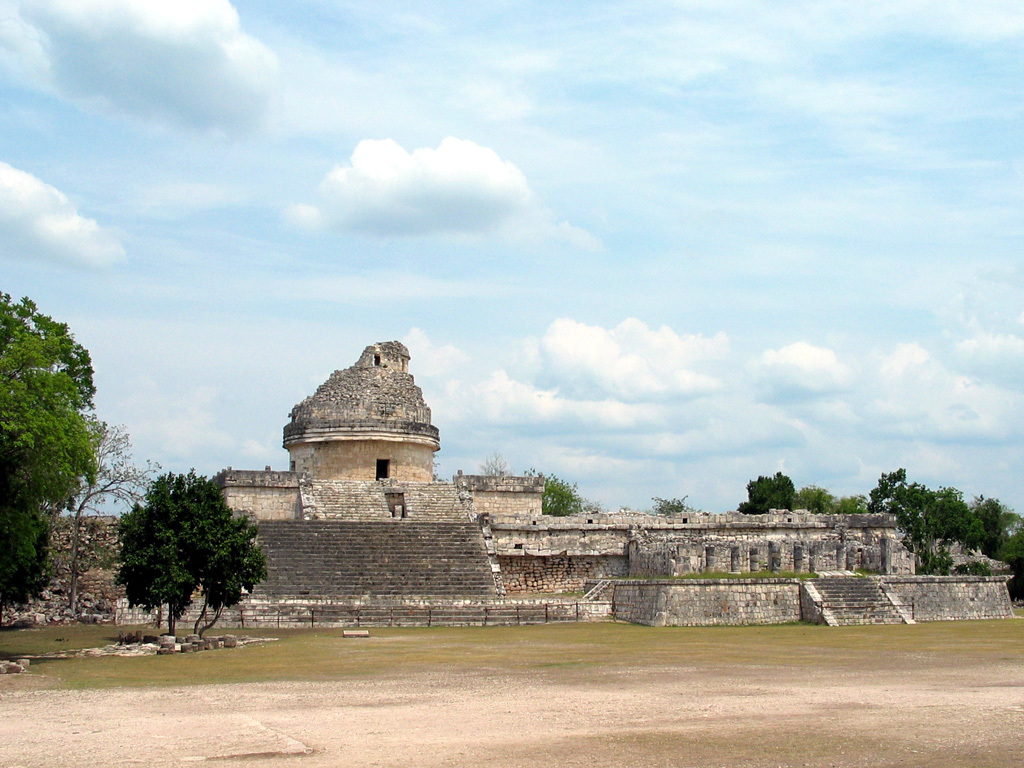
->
xmin=499 ymin=554 xmax=628 ymax=593
xmin=880 ymin=576 xmax=1014 ymax=621
xmin=289 ymin=438 xmax=434 ymax=482
xmin=214 ymin=469 xmax=301 ymax=520
xmin=626 ymin=513 xmax=911 ymax=576
xmin=611 ymin=579 xmax=803 ymax=626
xmin=454 ymin=474 xmax=543 ymax=516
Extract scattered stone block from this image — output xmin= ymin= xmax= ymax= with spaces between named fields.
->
xmin=142 ymin=635 xmax=159 ymax=644
xmin=342 ymin=630 xmax=370 ymax=638
xmin=186 ymin=634 xmax=201 ymax=644
xmin=180 ymin=643 xmax=194 ymax=653
xmin=15 ymin=658 xmax=30 ymax=668
xmin=222 ymin=635 xmax=238 ymax=648
xmin=157 ymin=647 xmax=175 ymax=655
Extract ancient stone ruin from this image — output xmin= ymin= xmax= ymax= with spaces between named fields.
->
xmin=114 ymin=341 xmax=1013 ymax=628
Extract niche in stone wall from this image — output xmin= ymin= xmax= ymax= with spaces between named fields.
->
xmin=386 ymin=492 xmax=406 ymax=518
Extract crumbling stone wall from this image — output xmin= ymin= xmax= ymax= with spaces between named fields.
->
xmin=2 ymin=516 xmax=122 ymax=626
xmin=498 ymin=554 xmax=628 ymax=593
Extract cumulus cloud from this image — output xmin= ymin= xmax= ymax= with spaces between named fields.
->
xmin=0 ymin=160 xmax=124 ymax=267
xmin=870 ymin=343 xmax=1021 ymax=441
xmin=754 ymin=341 xmax=851 ymax=398
xmin=537 ymin=318 xmax=727 ymax=401
xmin=402 ymin=328 xmax=470 ymax=380
xmin=956 ymin=331 xmax=1024 ymax=360
xmin=14 ymin=0 xmax=278 ymax=131
xmin=287 ymin=137 xmax=599 ymax=247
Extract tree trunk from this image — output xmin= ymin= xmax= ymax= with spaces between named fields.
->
xmin=167 ymin=610 xmax=176 ymax=636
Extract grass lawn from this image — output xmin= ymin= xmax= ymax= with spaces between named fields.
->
xmin=2 ymin=616 xmax=1022 ymax=691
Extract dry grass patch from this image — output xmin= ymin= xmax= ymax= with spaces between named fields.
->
xmin=2 ymin=617 xmax=1022 ymax=691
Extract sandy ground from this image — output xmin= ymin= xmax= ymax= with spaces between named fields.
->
xmin=2 ymin=656 xmax=1023 ymax=767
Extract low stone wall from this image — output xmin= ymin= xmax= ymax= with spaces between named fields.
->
xmin=610 ymin=579 xmax=803 ymax=626
xmin=499 ymin=554 xmax=628 ymax=593
xmin=880 ymin=576 xmax=1014 ymax=621
xmin=118 ymin=596 xmax=611 ymax=629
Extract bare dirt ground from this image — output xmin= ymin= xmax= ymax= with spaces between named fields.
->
xmin=2 ymin=632 xmax=1023 ymax=768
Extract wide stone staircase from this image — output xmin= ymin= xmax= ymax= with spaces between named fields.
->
xmin=806 ymin=577 xmax=909 ymax=625
xmin=253 ymin=520 xmax=497 ymax=600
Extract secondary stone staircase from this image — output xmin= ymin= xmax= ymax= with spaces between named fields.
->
xmin=253 ymin=520 xmax=497 ymax=600
xmin=301 ymin=480 xmax=390 ymax=520
xmin=301 ymin=480 xmax=473 ymax=522
xmin=806 ymin=577 xmax=909 ymax=625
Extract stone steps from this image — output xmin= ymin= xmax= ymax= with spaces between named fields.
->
xmin=254 ymin=520 xmax=497 ymax=599
xmin=301 ymin=480 xmax=473 ymax=522
xmin=808 ymin=577 xmax=906 ymax=625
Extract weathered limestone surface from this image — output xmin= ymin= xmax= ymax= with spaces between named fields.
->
xmin=611 ymin=579 xmax=803 ymax=626
xmin=455 ymin=474 xmax=543 ymax=516
xmin=488 ymin=510 xmax=915 ymax=593
xmin=499 ymin=554 xmax=628 ymax=593
xmin=284 ymin=341 xmax=439 ymax=482
xmin=215 ymin=469 xmax=300 ymax=520
xmin=880 ymin=576 xmax=1014 ymax=621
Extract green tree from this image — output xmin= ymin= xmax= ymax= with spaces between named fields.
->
xmin=1000 ymin=531 xmax=1024 ymax=601
xmin=834 ymin=495 xmax=869 ymax=515
xmin=793 ymin=485 xmax=836 ymax=514
xmin=867 ymin=469 xmax=981 ymax=575
xmin=118 ymin=471 xmax=266 ymax=636
xmin=970 ymin=496 xmax=1019 ymax=559
xmin=0 ymin=294 xmax=96 ymax=624
xmin=651 ymin=496 xmax=698 ymax=516
xmin=737 ymin=472 xmax=795 ymax=515
xmin=542 ymin=474 xmax=584 ymax=516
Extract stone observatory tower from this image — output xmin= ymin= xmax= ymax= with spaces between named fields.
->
xmin=283 ymin=341 xmax=440 ymax=482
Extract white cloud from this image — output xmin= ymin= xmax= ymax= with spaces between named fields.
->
xmin=402 ymin=328 xmax=470 ymax=380
xmin=0 ymin=160 xmax=124 ymax=267
xmin=538 ymin=318 xmax=727 ymax=401
xmin=755 ymin=341 xmax=851 ymax=396
xmin=287 ymin=137 xmax=599 ymax=247
xmin=15 ymin=0 xmax=278 ymax=131
xmin=956 ymin=331 xmax=1024 ymax=360
xmin=870 ymin=342 xmax=1021 ymax=441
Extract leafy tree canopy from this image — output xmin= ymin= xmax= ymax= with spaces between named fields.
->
xmin=737 ymin=472 xmax=795 ymax=515
xmin=541 ymin=473 xmax=584 ymax=517
xmin=1000 ymin=530 xmax=1024 ymax=601
xmin=651 ymin=496 xmax=699 ymax=516
xmin=970 ymin=496 xmax=1019 ymax=560
xmin=793 ymin=485 xmax=835 ymax=514
xmin=118 ymin=471 xmax=266 ymax=635
xmin=867 ymin=469 xmax=983 ymax=575
xmin=0 ymin=294 xmax=96 ymax=621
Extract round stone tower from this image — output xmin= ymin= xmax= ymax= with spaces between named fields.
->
xmin=283 ymin=341 xmax=440 ymax=482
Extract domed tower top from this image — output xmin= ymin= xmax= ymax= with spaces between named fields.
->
xmin=283 ymin=341 xmax=440 ymax=482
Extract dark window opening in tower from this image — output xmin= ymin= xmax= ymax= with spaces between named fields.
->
xmin=373 ymin=354 xmax=381 ymax=366
xmin=376 ymin=459 xmax=390 ymax=479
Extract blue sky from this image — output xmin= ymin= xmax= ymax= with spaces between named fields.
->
xmin=2 ymin=0 xmax=1022 ymax=512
